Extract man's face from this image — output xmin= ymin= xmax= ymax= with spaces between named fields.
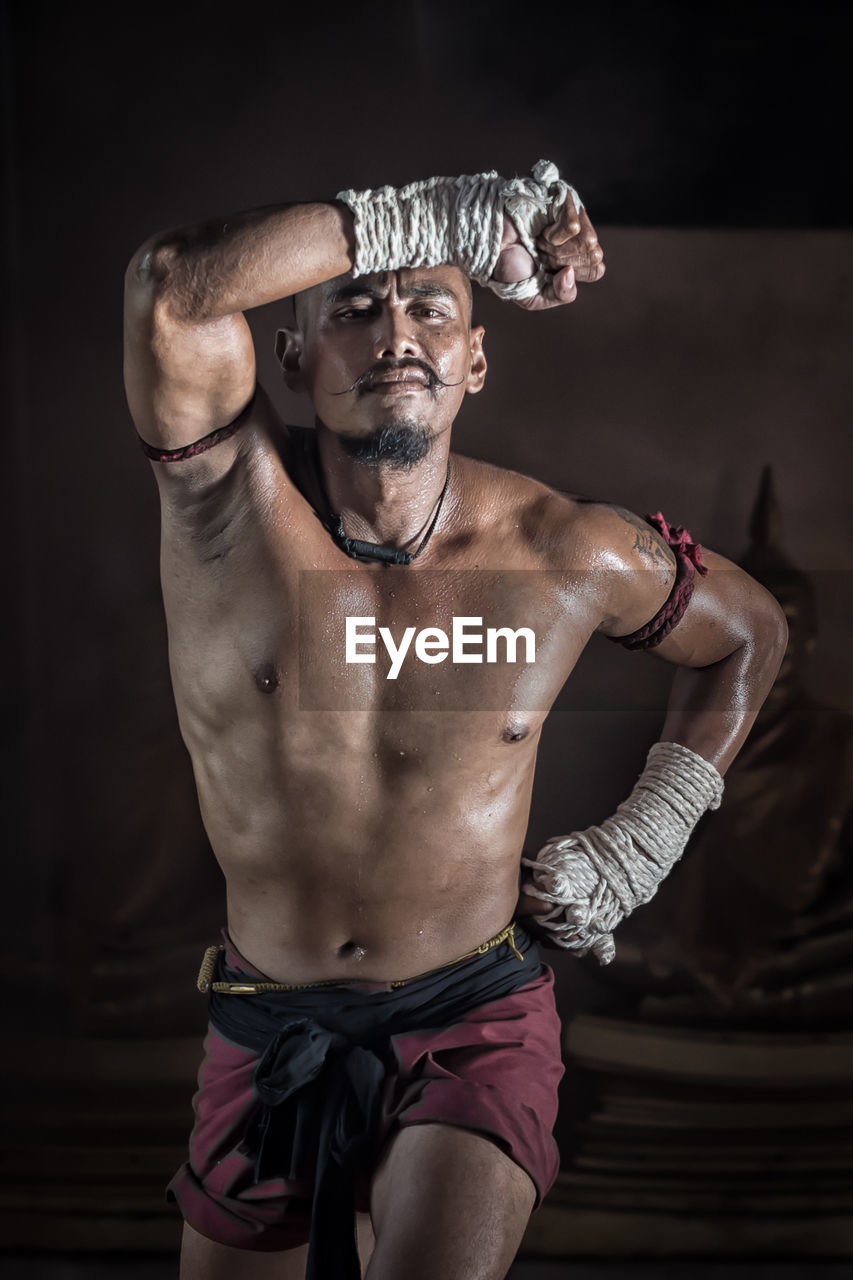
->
xmin=278 ymin=266 xmax=486 ymax=467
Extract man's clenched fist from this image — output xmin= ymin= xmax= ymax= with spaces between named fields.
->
xmin=492 ymin=190 xmax=605 ymax=311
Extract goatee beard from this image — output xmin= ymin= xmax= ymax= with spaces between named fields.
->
xmin=337 ymin=418 xmax=434 ymax=470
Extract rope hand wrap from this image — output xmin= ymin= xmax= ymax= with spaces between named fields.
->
xmin=336 ymin=160 xmax=582 ymax=304
xmin=520 ymin=742 xmax=724 ymax=965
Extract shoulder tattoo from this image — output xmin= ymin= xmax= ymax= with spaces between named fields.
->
xmin=606 ymin=505 xmax=677 ymax=571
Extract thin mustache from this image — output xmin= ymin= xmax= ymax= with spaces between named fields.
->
xmin=325 ymin=359 xmax=465 ymax=396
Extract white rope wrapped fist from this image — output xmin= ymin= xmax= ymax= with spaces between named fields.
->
xmin=336 ymin=159 xmax=583 ymax=304
xmin=521 ymin=742 xmax=724 ymax=964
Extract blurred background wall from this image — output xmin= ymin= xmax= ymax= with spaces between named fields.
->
xmin=3 ymin=0 xmax=852 ymax=1258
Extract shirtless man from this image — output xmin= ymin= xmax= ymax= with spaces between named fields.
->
xmin=123 ymin=162 xmax=787 ymax=1280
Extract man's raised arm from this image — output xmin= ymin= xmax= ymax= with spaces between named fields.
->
xmin=123 ymin=202 xmax=355 ymax=453
xmin=123 ymin=160 xmax=605 ymax=457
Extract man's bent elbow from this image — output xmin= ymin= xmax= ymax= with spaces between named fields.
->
xmin=744 ymin=582 xmax=789 ymax=687
xmin=124 ymin=235 xmax=186 ymax=306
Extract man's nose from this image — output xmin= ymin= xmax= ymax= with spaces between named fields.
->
xmin=373 ymin=305 xmax=420 ymax=360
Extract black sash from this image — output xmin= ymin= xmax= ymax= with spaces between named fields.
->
xmin=207 ymin=925 xmax=541 ymax=1280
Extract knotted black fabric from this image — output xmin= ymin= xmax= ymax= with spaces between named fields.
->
xmin=207 ymin=926 xmax=541 ymax=1280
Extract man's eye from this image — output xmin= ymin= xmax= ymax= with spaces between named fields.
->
xmin=414 ymin=307 xmax=447 ymax=319
xmin=337 ymin=307 xmax=372 ymax=319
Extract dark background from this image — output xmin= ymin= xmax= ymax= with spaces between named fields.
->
xmin=2 ymin=0 xmax=852 ymax=1258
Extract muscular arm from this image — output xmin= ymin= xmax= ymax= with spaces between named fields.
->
xmin=518 ymin=501 xmax=787 ymax=944
xmin=123 ymin=202 xmax=356 ymax=452
xmin=124 ymin=166 xmax=605 ymax=456
xmin=649 ymin=549 xmax=788 ymax=772
xmin=590 ymin=504 xmax=789 ymax=772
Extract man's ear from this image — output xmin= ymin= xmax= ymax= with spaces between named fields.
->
xmin=275 ymin=327 xmax=306 ymax=393
xmin=465 ymin=325 xmax=487 ymax=396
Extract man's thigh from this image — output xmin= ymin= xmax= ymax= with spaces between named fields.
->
xmin=179 ymin=1214 xmax=376 ymax=1280
xmin=367 ymin=1122 xmax=536 ymax=1280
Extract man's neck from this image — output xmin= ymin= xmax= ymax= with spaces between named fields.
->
xmin=315 ymin=426 xmax=452 ymax=551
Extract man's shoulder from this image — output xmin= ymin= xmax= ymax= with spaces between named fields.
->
xmin=453 ymin=454 xmax=656 ymax=569
xmin=453 ymin=452 xmax=580 ymax=517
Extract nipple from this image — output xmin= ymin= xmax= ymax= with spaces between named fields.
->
xmin=502 ymin=724 xmax=529 ymax=743
xmin=253 ymin=662 xmax=280 ymax=694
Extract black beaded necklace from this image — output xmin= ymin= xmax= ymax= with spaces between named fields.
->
xmin=314 ymin=451 xmax=452 ymax=567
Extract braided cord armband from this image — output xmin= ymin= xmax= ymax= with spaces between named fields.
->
xmin=521 ymin=741 xmax=724 ymax=964
xmin=135 ymin=392 xmax=257 ymax=463
xmin=336 ymin=159 xmax=583 ymax=304
xmin=610 ymin=512 xmax=708 ymax=651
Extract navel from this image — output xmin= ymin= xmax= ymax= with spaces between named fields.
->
xmin=252 ymin=661 xmax=280 ymax=694
xmin=337 ymin=941 xmax=367 ymax=962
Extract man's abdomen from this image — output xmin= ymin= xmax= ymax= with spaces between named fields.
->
xmin=183 ymin=705 xmax=540 ymax=984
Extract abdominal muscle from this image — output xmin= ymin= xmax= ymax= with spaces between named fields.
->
xmin=187 ymin=707 xmax=541 ymax=985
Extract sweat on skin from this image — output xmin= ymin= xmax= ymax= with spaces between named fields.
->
xmin=123 ymin=160 xmax=791 ymax=1280
xmin=346 ymin=615 xmax=537 ymax=680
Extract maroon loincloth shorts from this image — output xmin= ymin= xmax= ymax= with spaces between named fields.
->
xmin=167 ymin=932 xmax=564 ymax=1253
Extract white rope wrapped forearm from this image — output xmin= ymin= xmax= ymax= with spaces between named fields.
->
xmin=521 ymin=742 xmax=724 ymax=965
xmin=336 ymin=160 xmax=583 ymax=303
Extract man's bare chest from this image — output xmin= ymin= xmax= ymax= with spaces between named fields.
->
xmin=287 ymin=563 xmax=589 ymax=718
xmin=160 ymin=469 xmax=597 ymax=723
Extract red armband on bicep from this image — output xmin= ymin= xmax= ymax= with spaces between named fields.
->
xmin=135 ymin=392 xmax=255 ymax=462
xmin=608 ymin=511 xmax=708 ymax=651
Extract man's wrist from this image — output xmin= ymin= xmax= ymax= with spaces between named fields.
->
xmin=336 ymin=160 xmax=578 ymax=303
xmin=330 ymin=200 xmax=357 ymax=267
xmin=336 ymin=170 xmax=506 ymax=284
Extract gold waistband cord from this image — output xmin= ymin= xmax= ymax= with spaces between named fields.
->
xmin=197 ymin=945 xmax=221 ymax=994
xmin=476 ymin=921 xmax=524 ymax=963
xmin=197 ymin=921 xmax=525 ymax=997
